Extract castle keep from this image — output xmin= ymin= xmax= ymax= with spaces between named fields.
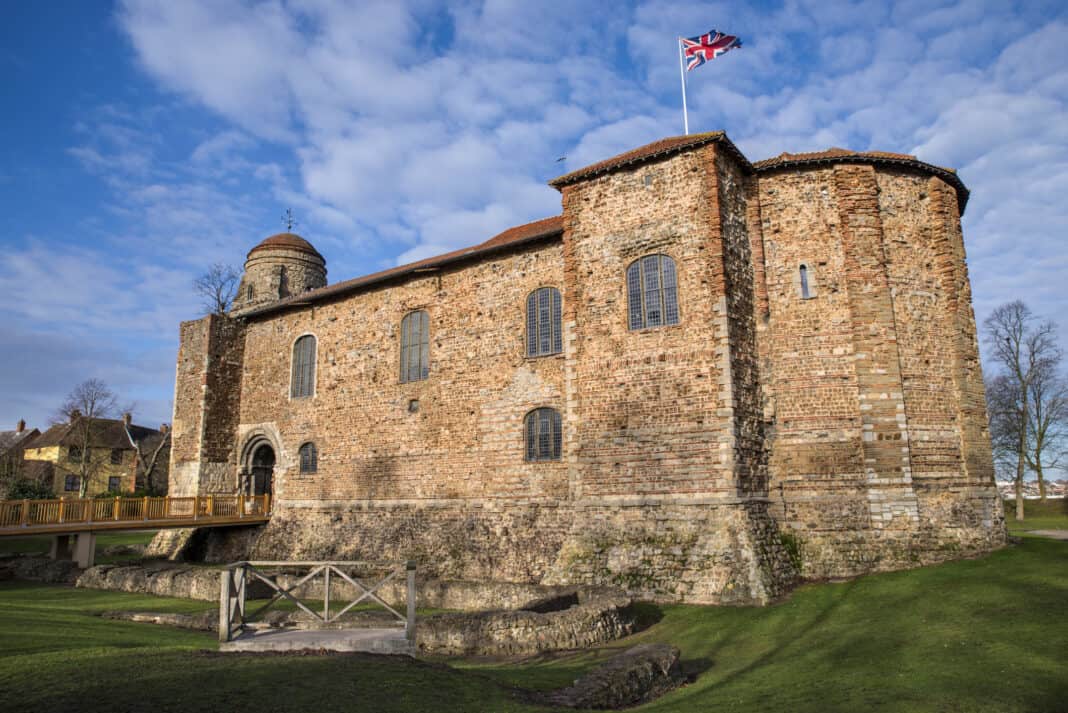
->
xmin=168 ymin=132 xmax=1005 ymax=604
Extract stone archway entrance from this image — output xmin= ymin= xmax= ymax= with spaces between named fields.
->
xmin=250 ymin=443 xmax=275 ymax=496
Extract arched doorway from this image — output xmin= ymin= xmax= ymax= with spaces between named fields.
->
xmin=250 ymin=443 xmax=275 ymax=496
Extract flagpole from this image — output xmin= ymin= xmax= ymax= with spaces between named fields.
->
xmin=677 ymin=37 xmax=689 ymax=135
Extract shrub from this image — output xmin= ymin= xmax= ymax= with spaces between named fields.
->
xmin=6 ymin=478 xmax=55 ymax=500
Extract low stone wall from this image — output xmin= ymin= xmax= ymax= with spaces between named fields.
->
xmin=76 ymin=564 xmax=271 ymax=601
xmin=417 ymin=589 xmax=635 ymax=656
xmin=540 ymin=643 xmax=686 ymax=709
xmin=0 ymin=556 xmax=80 ymax=584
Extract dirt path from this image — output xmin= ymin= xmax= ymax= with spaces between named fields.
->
xmin=1028 ymin=530 xmax=1068 ymax=540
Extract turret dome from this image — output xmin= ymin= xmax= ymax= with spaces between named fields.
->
xmin=231 ymin=231 xmax=328 ymax=314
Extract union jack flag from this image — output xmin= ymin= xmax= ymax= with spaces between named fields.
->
xmin=682 ymin=30 xmax=741 ymax=71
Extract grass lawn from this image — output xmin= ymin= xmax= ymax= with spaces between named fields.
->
xmin=1003 ymin=498 xmax=1068 ymax=534
xmin=0 ymin=529 xmax=158 ymax=564
xmin=1 ymin=537 xmax=1066 ymax=713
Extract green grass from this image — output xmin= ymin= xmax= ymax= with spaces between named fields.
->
xmin=1003 ymin=498 xmax=1068 ymax=534
xmin=0 ymin=529 xmax=158 ymax=564
xmin=1 ymin=538 xmax=1066 ymax=713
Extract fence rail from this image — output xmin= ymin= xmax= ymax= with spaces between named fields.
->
xmin=0 ymin=494 xmax=271 ymax=533
xmin=219 ymin=560 xmax=417 ymax=646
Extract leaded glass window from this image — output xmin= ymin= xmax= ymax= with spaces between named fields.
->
xmin=524 ymin=407 xmax=562 ymax=462
xmin=299 ymin=442 xmax=318 ymax=474
xmin=526 ymin=287 xmax=562 ymax=357
xmin=400 ymin=310 xmax=430 ymax=383
xmin=626 ymin=255 xmax=679 ymax=330
xmin=291 ymin=335 xmax=316 ymax=398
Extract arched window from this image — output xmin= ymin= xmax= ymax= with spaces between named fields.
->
xmin=524 ymin=407 xmax=562 ymax=462
xmin=526 ymin=287 xmax=562 ymax=357
xmin=626 ymin=254 xmax=679 ymax=330
xmin=291 ymin=335 xmax=316 ymax=398
xmin=299 ymin=442 xmax=318 ymax=474
xmin=799 ymin=265 xmax=811 ymax=299
xmin=400 ymin=310 xmax=429 ymax=383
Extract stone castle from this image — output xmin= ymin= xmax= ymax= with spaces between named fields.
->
xmin=167 ymin=132 xmax=1005 ymax=604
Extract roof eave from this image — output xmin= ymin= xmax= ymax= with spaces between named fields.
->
xmin=549 ymin=132 xmax=753 ymax=190
xmin=754 ymin=154 xmax=970 ymax=213
xmin=239 ymin=227 xmax=564 ymax=320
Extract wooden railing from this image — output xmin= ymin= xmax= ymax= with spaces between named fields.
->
xmin=219 ymin=561 xmax=417 ymax=645
xmin=0 ymin=494 xmax=271 ymax=532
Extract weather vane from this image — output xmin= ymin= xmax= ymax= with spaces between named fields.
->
xmin=281 ymin=208 xmax=298 ymax=232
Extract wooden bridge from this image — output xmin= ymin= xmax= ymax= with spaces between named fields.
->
xmin=0 ymin=494 xmax=271 ymax=567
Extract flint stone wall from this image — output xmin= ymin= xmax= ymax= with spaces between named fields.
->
xmin=417 ymin=589 xmax=635 ymax=656
xmin=167 ymin=138 xmax=1004 ymax=602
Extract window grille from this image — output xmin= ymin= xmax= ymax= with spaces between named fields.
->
xmin=800 ymin=265 xmax=811 ymax=299
xmin=299 ymin=442 xmax=318 ymax=474
xmin=400 ymin=310 xmax=430 ymax=382
xmin=64 ymin=475 xmax=80 ymax=492
xmin=526 ymin=287 xmax=562 ymax=357
xmin=626 ymin=255 xmax=679 ymax=330
xmin=291 ymin=335 xmax=316 ymax=398
xmin=110 ymin=449 xmax=123 ymax=465
xmin=524 ymin=407 xmax=562 ymax=461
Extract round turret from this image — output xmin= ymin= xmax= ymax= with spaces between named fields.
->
xmin=231 ymin=232 xmax=327 ymax=313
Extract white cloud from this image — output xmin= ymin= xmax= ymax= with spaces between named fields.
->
xmin=7 ymin=0 xmax=1065 ymax=430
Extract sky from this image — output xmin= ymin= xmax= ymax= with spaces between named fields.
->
xmin=2 ymin=0 xmax=1067 ymax=432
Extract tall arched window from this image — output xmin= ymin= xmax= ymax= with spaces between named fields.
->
xmin=524 ymin=407 xmax=562 ymax=462
xmin=626 ymin=254 xmax=679 ymax=330
xmin=299 ymin=442 xmax=318 ymax=474
xmin=400 ymin=310 xmax=430 ymax=383
xmin=526 ymin=287 xmax=562 ymax=357
xmin=291 ymin=335 xmax=316 ymax=398
xmin=799 ymin=264 xmax=811 ymax=299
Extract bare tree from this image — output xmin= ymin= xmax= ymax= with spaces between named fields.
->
xmin=193 ymin=263 xmax=240 ymax=315
xmin=1025 ymin=364 xmax=1068 ymax=500
xmin=983 ymin=301 xmax=1062 ymax=521
xmin=125 ymin=424 xmax=170 ymax=494
xmin=985 ymin=374 xmax=1021 ymax=482
xmin=55 ymin=378 xmax=119 ymax=497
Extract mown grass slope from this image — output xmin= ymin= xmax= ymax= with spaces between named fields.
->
xmin=0 ymin=536 xmax=1065 ymax=713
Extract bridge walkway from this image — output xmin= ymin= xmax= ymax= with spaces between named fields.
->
xmin=0 ymin=494 xmax=270 ymax=567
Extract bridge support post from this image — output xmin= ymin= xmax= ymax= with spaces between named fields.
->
xmin=73 ymin=532 xmax=96 ymax=569
xmin=49 ymin=534 xmax=72 ymax=561
xmin=406 ymin=560 xmax=416 ymax=646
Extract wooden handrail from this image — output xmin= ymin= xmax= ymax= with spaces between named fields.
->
xmin=219 ymin=560 xmax=418 ymax=645
xmin=0 ymin=495 xmax=272 ymax=534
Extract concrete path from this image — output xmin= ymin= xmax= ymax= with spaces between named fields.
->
xmin=220 ymin=627 xmax=413 ymax=655
xmin=1028 ymin=529 xmax=1068 ymax=540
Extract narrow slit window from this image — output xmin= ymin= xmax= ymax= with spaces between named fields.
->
xmin=291 ymin=335 xmax=316 ymax=398
xmin=299 ymin=442 xmax=318 ymax=474
xmin=526 ymin=287 xmax=562 ymax=357
xmin=800 ymin=265 xmax=811 ymax=299
xmin=626 ymin=254 xmax=680 ymax=330
xmin=400 ymin=310 xmax=430 ymax=382
xmin=246 ymin=284 xmax=254 ymax=301
xmin=524 ymin=407 xmax=562 ymax=461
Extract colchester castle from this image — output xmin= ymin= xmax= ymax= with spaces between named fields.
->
xmin=166 ymin=131 xmax=1005 ymax=604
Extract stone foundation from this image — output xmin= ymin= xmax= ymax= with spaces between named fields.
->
xmin=157 ymin=498 xmax=797 ymax=605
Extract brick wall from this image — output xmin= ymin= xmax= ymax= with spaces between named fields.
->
xmin=168 ymin=136 xmax=1002 ymax=602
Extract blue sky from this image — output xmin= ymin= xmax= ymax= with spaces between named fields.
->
xmin=2 ymin=0 xmax=1067 ymax=431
